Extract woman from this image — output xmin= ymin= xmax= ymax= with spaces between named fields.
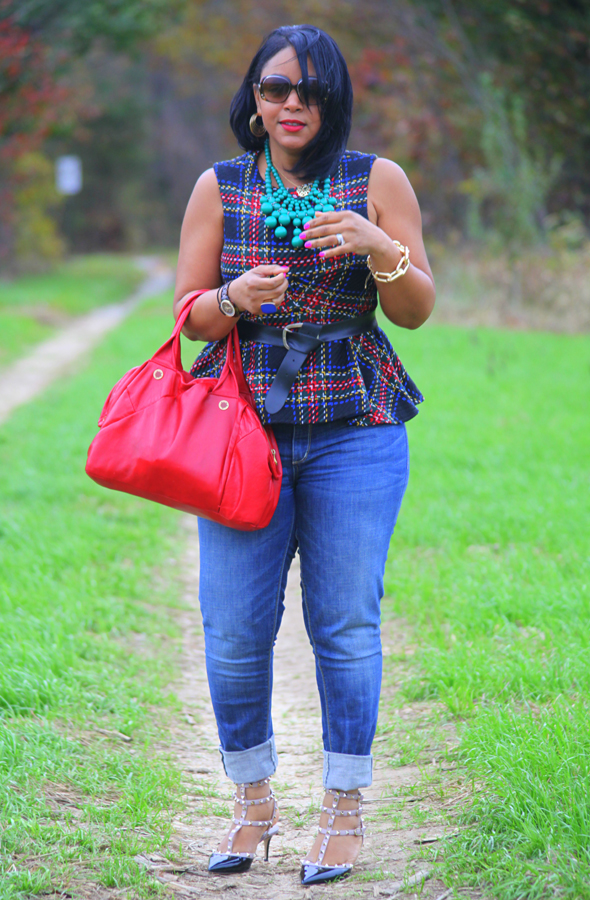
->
xmin=173 ymin=24 xmax=435 ymax=885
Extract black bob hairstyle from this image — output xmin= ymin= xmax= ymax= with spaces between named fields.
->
xmin=229 ymin=25 xmax=353 ymax=181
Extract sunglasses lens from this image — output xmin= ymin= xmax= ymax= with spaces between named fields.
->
xmin=260 ymin=76 xmax=323 ymax=105
xmin=305 ymin=78 xmax=321 ymax=104
xmin=261 ymin=76 xmax=290 ymax=102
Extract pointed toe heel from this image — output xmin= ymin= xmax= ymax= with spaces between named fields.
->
xmin=300 ymin=862 xmax=352 ymax=885
xmin=300 ymin=789 xmax=365 ymax=885
xmin=208 ymin=777 xmax=279 ymax=876
xmin=208 ymin=852 xmax=253 ymax=874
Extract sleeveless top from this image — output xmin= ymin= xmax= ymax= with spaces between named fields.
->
xmin=190 ymin=150 xmax=423 ymax=427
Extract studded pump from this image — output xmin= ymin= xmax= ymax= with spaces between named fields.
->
xmin=208 ymin=777 xmax=279 ymax=874
xmin=300 ymin=789 xmax=365 ymax=885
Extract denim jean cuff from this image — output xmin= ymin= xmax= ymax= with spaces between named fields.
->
xmin=323 ymin=750 xmax=373 ymax=790
xmin=219 ymin=735 xmax=278 ymax=784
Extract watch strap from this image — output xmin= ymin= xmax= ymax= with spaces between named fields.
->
xmin=217 ymin=282 xmax=241 ymax=317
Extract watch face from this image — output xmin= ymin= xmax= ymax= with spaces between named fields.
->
xmin=220 ymin=298 xmax=236 ymax=316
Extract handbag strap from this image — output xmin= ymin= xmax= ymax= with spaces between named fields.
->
xmin=153 ymin=292 xmax=250 ymax=399
xmin=151 ymin=291 xmax=207 ymax=371
xmin=218 ymin=326 xmax=251 ymax=398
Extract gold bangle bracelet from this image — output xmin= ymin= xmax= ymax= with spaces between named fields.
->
xmin=367 ymin=241 xmax=410 ymax=283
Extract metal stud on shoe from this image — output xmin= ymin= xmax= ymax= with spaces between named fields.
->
xmin=300 ymin=789 xmax=365 ymax=886
xmin=208 ymin=777 xmax=279 ymax=875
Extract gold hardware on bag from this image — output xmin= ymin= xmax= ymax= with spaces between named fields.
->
xmin=271 ymin=449 xmax=277 ymax=464
xmin=153 ymin=369 xmax=164 ymax=380
xmin=219 ymin=400 xmax=229 ymax=410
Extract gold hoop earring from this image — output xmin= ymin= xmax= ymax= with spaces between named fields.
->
xmin=249 ymin=113 xmax=266 ymax=138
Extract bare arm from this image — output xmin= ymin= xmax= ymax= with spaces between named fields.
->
xmin=173 ymin=168 xmax=290 ymax=341
xmin=366 ymin=158 xmax=435 ymax=329
xmin=302 ymin=158 xmax=435 ymax=329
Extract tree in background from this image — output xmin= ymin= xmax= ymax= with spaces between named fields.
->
xmin=0 ymin=0 xmax=183 ymax=273
xmin=414 ymin=0 xmax=590 ymax=242
xmin=149 ymin=0 xmax=590 ymax=243
xmin=2 ymin=0 xmax=589 ymax=271
xmin=0 ymin=3 xmax=69 ymax=270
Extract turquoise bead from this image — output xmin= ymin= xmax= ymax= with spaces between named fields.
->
xmin=262 ymin=138 xmax=334 ymax=241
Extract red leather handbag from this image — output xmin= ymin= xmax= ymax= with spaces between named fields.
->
xmin=85 ymin=292 xmax=282 ymax=530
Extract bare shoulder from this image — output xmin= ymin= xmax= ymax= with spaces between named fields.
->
xmin=367 ymin=157 xmax=421 ymax=223
xmin=175 ymin=167 xmax=224 ymax=306
xmin=183 ymin=167 xmax=223 ymax=224
xmin=369 ymin=158 xmax=417 ymax=201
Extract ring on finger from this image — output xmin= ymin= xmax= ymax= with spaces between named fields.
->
xmin=335 ymin=233 xmax=345 ymax=247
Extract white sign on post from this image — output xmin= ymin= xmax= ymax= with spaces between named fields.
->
xmin=55 ymin=155 xmax=82 ymax=195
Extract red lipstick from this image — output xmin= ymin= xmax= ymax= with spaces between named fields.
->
xmin=280 ymin=120 xmax=305 ymax=132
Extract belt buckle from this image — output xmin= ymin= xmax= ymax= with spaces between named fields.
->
xmin=282 ymin=322 xmax=303 ymax=351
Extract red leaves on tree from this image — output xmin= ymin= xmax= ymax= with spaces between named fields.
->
xmin=0 ymin=12 xmax=70 ymax=162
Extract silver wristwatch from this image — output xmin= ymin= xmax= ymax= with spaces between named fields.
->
xmin=217 ymin=282 xmax=240 ymax=317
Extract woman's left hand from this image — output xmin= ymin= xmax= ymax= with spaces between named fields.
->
xmin=302 ymin=210 xmax=390 ymax=260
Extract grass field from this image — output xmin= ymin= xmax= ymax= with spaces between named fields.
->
xmin=0 ymin=254 xmax=145 ymax=367
xmin=0 ymin=263 xmax=588 ymax=898
xmin=0 ymin=295 xmax=187 ymax=899
xmin=380 ymin=318 xmax=590 ymax=899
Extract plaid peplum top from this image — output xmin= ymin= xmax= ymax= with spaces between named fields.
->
xmin=189 ymin=150 xmax=424 ymax=426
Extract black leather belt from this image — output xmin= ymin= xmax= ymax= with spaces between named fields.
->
xmin=237 ymin=312 xmax=378 ymax=414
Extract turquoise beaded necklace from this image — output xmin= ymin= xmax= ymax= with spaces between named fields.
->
xmin=261 ymin=139 xmax=336 ymax=249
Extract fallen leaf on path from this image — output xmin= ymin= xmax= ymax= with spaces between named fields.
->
xmin=94 ymin=727 xmax=132 ymax=742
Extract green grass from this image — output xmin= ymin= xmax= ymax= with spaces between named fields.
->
xmin=2 ymin=273 xmax=589 ymax=898
xmin=0 ymin=254 xmax=146 ymax=367
xmin=0 ymin=293 xmax=188 ymax=898
xmin=379 ymin=317 xmax=590 ymax=899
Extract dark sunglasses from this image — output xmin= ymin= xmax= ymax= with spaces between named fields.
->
xmin=255 ymin=74 xmax=324 ymax=106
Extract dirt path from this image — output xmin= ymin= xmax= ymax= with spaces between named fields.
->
xmin=0 ymin=256 xmax=174 ymax=426
xmin=140 ymin=516 xmax=480 ymax=900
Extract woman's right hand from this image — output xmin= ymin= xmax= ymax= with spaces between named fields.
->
xmin=229 ymin=264 xmax=289 ymax=315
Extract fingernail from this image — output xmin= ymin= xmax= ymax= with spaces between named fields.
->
xmin=281 ymin=266 xmax=289 ymax=270
xmin=303 ymin=222 xmax=310 ymax=230
xmin=304 ymin=241 xmax=312 ymax=249
xmin=319 ymin=251 xmax=325 ymax=258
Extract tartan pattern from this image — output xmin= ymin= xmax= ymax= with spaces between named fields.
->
xmin=190 ymin=150 xmax=423 ymax=426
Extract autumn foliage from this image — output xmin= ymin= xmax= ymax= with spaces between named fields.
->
xmin=1 ymin=0 xmax=589 ymax=270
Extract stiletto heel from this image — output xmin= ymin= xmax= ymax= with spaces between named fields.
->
xmin=300 ymin=789 xmax=365 ymax=885
xmin=208 ymin=777 xmax=279 ymax=874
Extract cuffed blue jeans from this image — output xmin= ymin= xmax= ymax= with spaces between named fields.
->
xmin=197 ymin=420 xmax=409 ymax=791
